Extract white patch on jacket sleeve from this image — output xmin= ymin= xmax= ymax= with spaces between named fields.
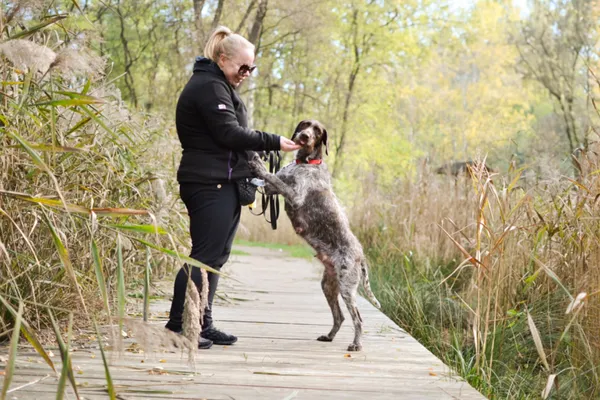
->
xmin=218 ymin=104 xmax=227 ymax=110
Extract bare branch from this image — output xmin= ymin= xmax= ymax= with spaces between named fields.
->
xmin=236 ymin=0 xmax=258 ymax=34
xmin=259 ymin=30 xmax=301 ymax=50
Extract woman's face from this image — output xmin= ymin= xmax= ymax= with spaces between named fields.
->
xmin=218 ymin=47 xmax=256 ymax=87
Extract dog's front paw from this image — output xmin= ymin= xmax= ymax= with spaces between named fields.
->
xmin=249 ymin=151 xmax=262 ymax=163
xmin=347 ymin=343 xmax=362 ymax=352
xmin=317 ymin=335 xmax=333 ymax=342
xmin=248 ymin=157 xmax=267 ymax=177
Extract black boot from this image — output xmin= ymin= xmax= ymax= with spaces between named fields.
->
xmin=166 ymin=265 xmax=214 ymax=349
xmin=197 ymin=336 xmax=214 ymax=349
xmin=201 ymin=326 xmax=237 ymax=345
xmin=165 ymin=327 xmax=214 ymax=349
xmin=201 ymin=269 xmax=238 ymax=345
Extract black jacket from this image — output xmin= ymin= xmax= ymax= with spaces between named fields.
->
xmin=175 ymin=57 xmax=281 ymax=184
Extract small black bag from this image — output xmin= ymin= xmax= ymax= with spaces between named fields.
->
xmin=235 ymin=178 xmax=257 ymax=206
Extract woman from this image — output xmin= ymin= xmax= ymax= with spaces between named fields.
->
xmin=165 ymin=26 xmax=300 ymax=349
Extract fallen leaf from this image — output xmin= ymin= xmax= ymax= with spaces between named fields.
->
xmin=149 ymin=367 xmax=168 ymax=375
xmin=126 ymin=343 xmax=144 ymax=354
xmin=429 ymin=372 xmax=437 ymax=376
xmin=90 ymin=354 xmax=96 ymax=359
xmin=159 ymin=359 xmax=166 ymax=363
xmin=344 ymin=354 xmax=352 ymax=358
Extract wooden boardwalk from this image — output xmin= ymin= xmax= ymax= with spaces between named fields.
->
xmin=2 ymin=246 xmax=485 ymax=399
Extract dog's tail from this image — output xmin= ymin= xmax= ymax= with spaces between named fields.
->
xmin=360 ymin=260 xmax=381 ymax=309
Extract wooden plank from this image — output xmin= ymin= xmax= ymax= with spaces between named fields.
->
xmin=4 ymin=384 xmax=477 ymax=400
xmin=6 ymin=371 xmax=482 ymax=399
xmin=0 ymin=246 xmax=486 ymax=399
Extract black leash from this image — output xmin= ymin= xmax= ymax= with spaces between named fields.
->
xmin=250 ymin=151 xmax=281 ymax=230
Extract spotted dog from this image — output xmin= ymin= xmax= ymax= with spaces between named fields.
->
xmin=249 ymin=120 xmax=381 ymax=351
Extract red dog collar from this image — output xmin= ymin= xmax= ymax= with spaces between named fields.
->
xmin=296 ymin=159 xmax=322 ymax=165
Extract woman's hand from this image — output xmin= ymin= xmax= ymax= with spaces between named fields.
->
xmin=280 ymin=137 xmax=301 ymax=152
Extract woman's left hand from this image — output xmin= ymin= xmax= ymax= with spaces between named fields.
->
xmin=280 ymin=137 xmax=301 ymax=152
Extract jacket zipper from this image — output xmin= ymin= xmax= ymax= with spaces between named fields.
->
xmin=228 ymin=151 xmax=233 ymax=181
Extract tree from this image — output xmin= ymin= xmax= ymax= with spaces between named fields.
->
xmin=514 ymin=0 xmax=599 ymax=155
xmin=193 ymin=0 xmax=207 ymax=51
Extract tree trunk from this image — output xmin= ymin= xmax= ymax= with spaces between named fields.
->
xmin=557 ymin=95 xmax=576 ymax=154
xmin=246 ymin=0 xmax=269 ymax=128
xmin=332 ymin=66 xmax=359 ymax=178
xmin=248 ymin=0 xmax=268 ymax=48
xmin=211 ymin=0 xmax=225 ymax=30
xmin=96 ymin=7 xmax=105 ymax=57
xmin=566 ymin=96 xmax=580 ymax=148
xmin=193 ymin=0 xmax=206 ymax=52
xmin=332 ymin=9 xmax=360 ymax=179
xmin=116 ymin=1 xmax=137 ymax=107
xmin=246 ymin=80 xmax=257 ymax=128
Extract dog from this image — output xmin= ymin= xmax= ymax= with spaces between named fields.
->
xmin=248 ymin=120 xmax=381 ymax=351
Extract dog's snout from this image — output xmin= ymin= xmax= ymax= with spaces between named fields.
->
xmin=299 ymin=131 xmax=310 ymax=140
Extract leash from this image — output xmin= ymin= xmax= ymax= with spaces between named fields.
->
xmin=250 ymin=151 xmax=281 ymax=230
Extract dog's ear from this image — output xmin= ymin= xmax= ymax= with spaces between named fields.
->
xmin=291 ymin=120 xmax=307 ymax=142
xmin=322 ymin=128 xmax=329 ymax=156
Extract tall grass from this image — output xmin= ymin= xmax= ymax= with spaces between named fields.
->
xmin=350 ymin=158 xmax=600 ymax=399
xmin=0 ymin=0 xmax=210 ymax=363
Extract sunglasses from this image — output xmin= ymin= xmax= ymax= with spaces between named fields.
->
xmin=237 ymin=63 xmax=257 ymax=76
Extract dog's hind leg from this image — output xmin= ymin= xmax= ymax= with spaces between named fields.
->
xmin=317 ymin=259 xmax=344 ymax=342
xmin=338 ymin=264 xmax=363 ymax=351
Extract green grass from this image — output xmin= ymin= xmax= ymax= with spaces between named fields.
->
xmin=233 ymin=239 xmax=315 ymax=259
xmin=230 ymin=249 xmax=251 ymax=256
xmin=366 ymin=250 xmax=600 ymax=399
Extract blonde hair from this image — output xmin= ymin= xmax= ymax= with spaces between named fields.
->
xmin=203 ymin=26 xmax=255 ymax=62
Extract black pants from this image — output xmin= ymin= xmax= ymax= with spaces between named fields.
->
xmin=165 ymin=182 xmax=240 ymax=332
